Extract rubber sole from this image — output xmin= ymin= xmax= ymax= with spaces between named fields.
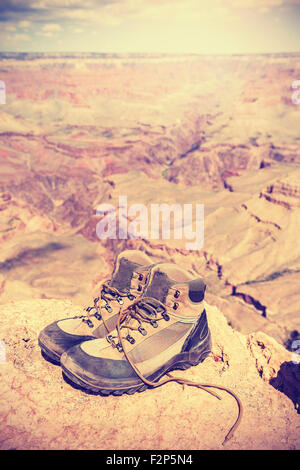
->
xmin=38 ymin=338 xmax=61 ymax=364
xmin=61 ymin=331 xmax=212 ymax=396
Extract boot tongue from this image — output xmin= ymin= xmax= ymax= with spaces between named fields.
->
xmin=143 ymin=268 xmax=174 ymax=305
xmin=109 ymin=257 xmax=143 ymax=293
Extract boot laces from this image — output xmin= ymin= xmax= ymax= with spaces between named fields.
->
xmin=106 ymin=296 xmax=243 ymax=446
xmin=80 ymin=278 xmax=135 ymax=331
xmin=105 ymin=297 xmax=169 ymax=348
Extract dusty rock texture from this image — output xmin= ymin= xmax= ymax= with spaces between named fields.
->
xmin=0 ymin=298 xmax=299 ymax=450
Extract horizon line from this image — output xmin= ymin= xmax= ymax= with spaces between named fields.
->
xmin=1 ymin=51 xmax=300 ymax=56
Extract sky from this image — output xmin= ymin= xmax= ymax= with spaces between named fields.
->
xmin=0 ymin=0 xmax=299 ymax=54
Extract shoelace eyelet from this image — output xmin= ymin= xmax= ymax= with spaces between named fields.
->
xmin=116 ymin=343 xmax=123 ymax=352
xmin=137 ymin=284 xmax=143 ymax=292
xmin=138 ymin=326 xmax=147 ymax=336
xmin=138 ymin=274 xmax=144 ymax=281
xmin=174 ymin=290 xmax=180 ymax=299
xmin=150 ymin=320 xmax=158 ymax=328
xmin=173 ymin=302 xmax=179 ymax=310
xmin=126 ymin=335 xmax=135 ymax=345
xmin=162 ymin=313 xmax=170 ymax=321
xmin=128 ymin=294 xmax=136 ymax=301
xmin=117 ymin=297 xmax=124 ymax=305
xmin=107 ymin=334 xmax=114 ymax=345
xmin=105 ymin=304 xmax=113 ymax=313
xmin=86 ymin=319 xmax=94 ymax=328
xmin=86 ymin=306 xmax=93 ymax=312
xmin=94 ymin=313 xmax=102 ymax=321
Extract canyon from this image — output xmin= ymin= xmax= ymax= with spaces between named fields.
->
xmin=0 ymin=53 xmax=299 ymax=449
xmin=1 ymin=53 xmax=299 ymax=344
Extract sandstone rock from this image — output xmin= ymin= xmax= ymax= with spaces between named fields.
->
xmin=0 ymin=299 xmax=298 ymax=450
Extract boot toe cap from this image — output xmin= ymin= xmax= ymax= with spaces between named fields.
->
xmin=38 ymin=321 xmax=94 ymax=361
xmin=61 ymin=342 xmax=139 ymax=390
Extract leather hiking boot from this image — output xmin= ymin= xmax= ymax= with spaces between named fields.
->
xmin=38 ymin=250 xmax=154 ymax=363
xmin=60 ymin=263 xmax=211 ymax=394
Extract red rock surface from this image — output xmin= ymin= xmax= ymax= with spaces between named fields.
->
xmin=0 ymin=298 xmax=299 ymax=450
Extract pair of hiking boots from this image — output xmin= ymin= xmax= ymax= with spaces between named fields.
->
xmin=38 ymin=250 xmax=212 ymax=396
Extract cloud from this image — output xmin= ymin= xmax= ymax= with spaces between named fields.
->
xmin=4 ymin=32 xmax=31 ymax=42
xmin=0 ymin=0 xmax=299 ymax=31
xmin=18 ymin=20 xmax=31 ymax=28
xmin=36 ymin=31 xmax=54 ymax=37
xmin=4 ymin=24 xmax=17 ymax=31
xmin=35 ymin=22 xmax=62 ymax=37
xmin=14 ymin=32 xmax=31 ymax=40
xmin=42 ymin=23 xmax=62 ymax=31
